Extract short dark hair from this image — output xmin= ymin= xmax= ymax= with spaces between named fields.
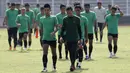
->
xmin=112 ymin=6 xmax=117 ymax=11
xmin=16 ymin=3 xmax=20 ymax=6
xmin=66 ymin=7 xmax=73 ymax=11
xmin=108 ymin=4 xmax=112 ymax=7
xmin=11 ymin=3 xmax=15 ymax=6
xmin=36 ymin=4 xmax=40 ymax=7
xmin=25 ymin=3 xmax=30 ymax=7
xmin=40 ymin=7 xmax=44 ymax=11
xmin=75 ymin=5 xmax=82 ymax=9
xmin=60 ymin=4 xmax=66 ymax=9
xmin=7 ymin=3 xmax=10 ymax=5
xmin=84 ymin=4 xmax=90 ymax=8
xmin=73 ymin=2 xmax=80 ymax=7
xmin=44 ymin=4 xmax=51 ymax=9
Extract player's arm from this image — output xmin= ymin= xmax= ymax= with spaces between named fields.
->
xmin=35 ymin=14 xmax=39 ymax=25
xmin=102 ymin=16 xmax=108 ymax=31
xmin=94 ymin=13 xmax=98 ymax=31
xmin=16 ymin=15 xmax=21 ymax=28
xmin=102 ymin=22 xmax=107 ymax=31
xmin=28 ymin=17 xmax=31 ymax=31
xmin=118 ymin=7 xmax=124 ymax=17
xmin=85 ymin=18 xmax=88 ymax=42
xmin=39 ymin=18 xmax=43 ymax=36
xmin=53 ymin=17 xmax=59 ymax=34
xmin=60 ymin=18 xmax=66 ymax=38
xmin=32 ymin=11 xmax=36 ymax=28
xmin=77 ymin=18 xmax=82 ymax=41
xmin=4 ymin=10 xmax=8 ymax=26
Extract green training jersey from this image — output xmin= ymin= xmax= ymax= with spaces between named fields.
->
xmin=6 ymin=9 xmax=18 ymax=28
xmin=26 ymin=9 xmax=35 ymax=28
xmin=56 ymin=12 xmax=67 ymax=35
xmin=79 ymin=15 xmax=88 ymax=39
xmin=16 ymin=14 xmax=30 ymax=33
xmin=39 ymin=15 xmax=58 ymax=41
xmin=105 ymin=13 xmax=121 ymax=34
xmin=81 ymin=11 xmax=96 ymax=34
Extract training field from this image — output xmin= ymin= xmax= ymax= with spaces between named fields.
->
xmin=0 ymin=26 xmax=130 ymax=73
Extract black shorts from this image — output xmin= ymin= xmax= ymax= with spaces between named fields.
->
xmin=7 ymin=27 xmax=18 ymax=38
xmin=97 ymin=23 xmax=104 ymax=31
xmin=88 ymin=34 xmax=93 ymax=40
xmin=19 ymin=32 xmax=28 ymax=39
xmin=43 ymin=40 xmax=57 ymax=48
xmin=28 ymin=29 xmax=33 ymax=33
xmin=108 ymin=33 xmax=118 ymax=38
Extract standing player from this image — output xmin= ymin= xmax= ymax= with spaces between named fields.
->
xmin=102 ymin=6 xmax=123 ymax=58
xmin=56 ymin=4 xmax=68 ymax=59
xmin=106 ymin=4 xmax=112 ymax=15
xmin=75 ymin=5 xmax=88 ymax=68
xmin=39 ymin=4 xmax=59 ymax=72
xmin=36 ymin=7 xmax=44 ymax=48
xmin=93 ymin=1 xmax=106 ymax=42
xmin=33 ymin=4 xmax=40 ymax=35
xmin=60 ymin=7 xmax=82 ymax=71
xmin=4 ymin=3 xmax=19 ymax=50
xmin=25 ymin=3 xmax=35 ymax=49
xmin=16 ymin=7 xmax=30 ymax=51
xmin=3 ymin=3 xmax=11 ymax=26
xmin=81 ymin=4 xmax=97 ymax=59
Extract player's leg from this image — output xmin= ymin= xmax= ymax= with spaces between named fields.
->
xmin=94 ymin=23 xmax=98 ymax=42
xmin=58 ymin=35 xmax=62 ymax=59
xmin=76 ymin=48 xmax=83 ymax=69
xmin=42 ymin=40 xmax=49 ymax=72
xmin=12 ymin=27 xmax=18 ymax=50
xmin=23 ymin=32 xmax=28 ymax=50
xmin=67 ymin=42 xmax=77 ymax=71
xmin=113 ymin=34 xmax=118 ymax=56
xmin=99 ymin=23 xmax=103 ymax=42
xmin=28 ymin=29 xmax=32 ymax=49
xmin=84 ymin=44 xmax=88 ymax=60
xmin=39 ymin=30 xmax=43 ymax=48
xmin=50 ymin=41 xmax=57 ymax=71
xmin=19 ymin=33 xmax=23 ymax=51
xmin=65 ymin=42 xmax=69 ymax=59
xmin=7 ymin=28 xmax=12 ymax=50
xmin=88 ymin=34 xmax=93 ymax=59
xmin=108 ymin=33 xmax=113 ymax=58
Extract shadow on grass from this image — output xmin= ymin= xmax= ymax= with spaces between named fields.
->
xmin=58 ymin=59 xmax=69 ymax=61
xmin=104 ymin=56 xmax=124 ymax=59
xmin=18 ymin=51 xmax=29 ymax=53
xmin=95 ymin=42 xmax=106 ymax=44
xmin=84 ymin=59 xmax=96 ymax=62
xmin=65 ymin=68 xmax=89 ymax=73
xmin=40 ymin=71 xmax=58 ymax=73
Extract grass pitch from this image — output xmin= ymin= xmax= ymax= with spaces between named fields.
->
xmin=0 ymin=26 xmax=130 ymax=73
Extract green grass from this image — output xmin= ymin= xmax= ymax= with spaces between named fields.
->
xmin=0 ymin=26 xmax=130 ymax=73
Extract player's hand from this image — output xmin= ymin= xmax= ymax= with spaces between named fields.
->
xmin=50 ymin=31 xmax=56 ymax=37
xmin=3 ymin=21 xmax=7 ymax=26
xmin=17 ymin=23 xmax=21 ymax=28
xmin=85 ymin=39 xmax=88 ymax=44
xmin=58 ymin=24 xmax=62 ymax=28
xmin=60 ymin=37 xmax=64 ymax=43
xmin=6 ymin=25 xmax=10 ymax=30
xmin=115 ymin=5 xmax=120 ymax=11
